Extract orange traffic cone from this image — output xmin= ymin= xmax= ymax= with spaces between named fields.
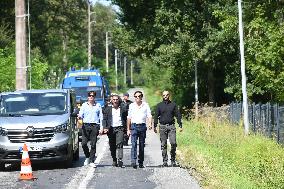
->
xmin=19 ymin=143 xmax=36 ymax=181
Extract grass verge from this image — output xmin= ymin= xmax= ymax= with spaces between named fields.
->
xmin=177 ymin=117 xmax=284 ymax=189
xmin=143 ymin=87 xmax=161 ymax=109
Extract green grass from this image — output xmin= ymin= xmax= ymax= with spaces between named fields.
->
xmin=143 ymin=87 xmax=162 ymax=113
xmin=177 ymin=117 xmax=284 ymax=189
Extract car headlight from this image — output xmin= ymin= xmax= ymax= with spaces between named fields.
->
xmin=0 ymin=127 xmax=7 ymax=136
xmin=54 ymin=122 xmax=69 ymax=133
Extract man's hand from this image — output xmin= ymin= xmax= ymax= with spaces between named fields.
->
xmin=99 ymin=129 xmax=104 ymax=135
xmin=127 ymin=130 xmax=131 ymax=137
xmin=179 ymin=127 xmax=183 ymax=132
xmin=153 ymin=127 xmax=157 ymax=133
xmin=103 ymin=129 xmax=109 ymax=134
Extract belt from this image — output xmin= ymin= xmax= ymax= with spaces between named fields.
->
xmin=133 ymin=123 xmax=145 ymax=126
xmin=160 ymin=123 xmax=174 ymax=126
xmin=84 ymin=123 xmax=99 ymax=126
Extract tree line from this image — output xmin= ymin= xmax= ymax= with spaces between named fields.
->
xmin=1 ymin=1 xmax=284 ymax=107
xmin=0 ymin=0 xmax=117 ymax=91
xmin=111 ymin=0 xmax=284 ymax=106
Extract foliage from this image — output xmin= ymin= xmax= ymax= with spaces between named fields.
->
xmin=0 ymin=1 xmax=118 ymax=90
xmin=30 ymin=48 xmax=49 ymax=89
xmin=177 ymin=118 xmax=284 ymax=189
xmin=111 ymin=0 xmax=284 ymax=105
xmin=0 ymin=46 xmax=15 ymax=92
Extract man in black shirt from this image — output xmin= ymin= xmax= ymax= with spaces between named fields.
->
xmin=121 ymin=93 xmax=132 ymax=146
xmin=154 ymin=91 xmax=182 ymax=167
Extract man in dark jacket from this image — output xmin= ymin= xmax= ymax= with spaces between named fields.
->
xmin=121 ymin=93 xmax=132 ymax=145
xmin=103 ymin=94 xmax=128 ymax=167
xmin=154 ymin=90 xmax=182 ymax=167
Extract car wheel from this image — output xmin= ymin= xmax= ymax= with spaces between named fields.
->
xmin=73 ymin=147 xmax=79 ymax=161
xmin=64 ymin=148 xmax=73 ymax=168
xmin=0 ymin=163 xmax=5 ymax=171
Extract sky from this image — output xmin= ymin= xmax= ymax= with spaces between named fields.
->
xmin=91 ymin=0 xmax=111 ymax=6
xmin=90 ymin=0 xmax=119 ymax=11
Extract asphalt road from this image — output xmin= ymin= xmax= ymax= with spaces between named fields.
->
xmin=0 ymin=88 xmax=201 ymax=189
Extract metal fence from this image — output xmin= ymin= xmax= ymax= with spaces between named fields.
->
xmin=230 ymin=102 xmax=284 ymax=144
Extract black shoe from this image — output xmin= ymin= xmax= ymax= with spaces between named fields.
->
xmin=171 ymin=161 xmax=179 ymax=167
xmin=162 ymin=162 xmax=168 ymax=167
xmin=139 ymin=164 xmax=145 ymax=168
xmin=131 ymin=163 xmax=137 ymax=169
xmin=118 ymin=160 xmax=125 ymax=168
xmin=112 ymin=160 xmax=118 ymax=167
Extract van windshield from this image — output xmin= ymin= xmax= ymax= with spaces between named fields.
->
xmin=0 ymin=92 xmax=67 ymax=116
xmin=73 ymin=87 xmax=103 ymax=102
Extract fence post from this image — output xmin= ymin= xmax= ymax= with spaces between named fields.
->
xmin=239 ymin=102 xmax=242 ymax=123
xmin=268 ymin=102 xmax=271 ymax=137
xmin=276 ymin=103 xmax=280 ymax=144
xmin=252 ymin=102 xmax=256 ymax=132
xmin=259 ymin=103 xmax=262 ymax=133
xmin=230 ymin=103 xmax=232 ymax=122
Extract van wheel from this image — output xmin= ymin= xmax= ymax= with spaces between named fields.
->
xmin=65 ymin=149 xmax=73 ymax=168
xmin=0 ymin=163 xmax=5 ymax=171
xmin=73 ymin=147 xmax=79 ymax=161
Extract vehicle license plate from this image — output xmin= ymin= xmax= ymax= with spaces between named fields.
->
xmin=28 ymin=146 xmax=42 ymax=151
xmin=20 ymin=146 xmax=42 ymax=152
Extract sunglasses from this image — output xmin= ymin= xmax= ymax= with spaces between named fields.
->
xmin=134 ymin=95 xmax=142 ymax=98
xmin=112 ymin=98 xmax=119 ymax=101
xmin=163 ymin=94 xmax=169 ymax=97
xmin=88 ymin=95 xmax=95 ymax=97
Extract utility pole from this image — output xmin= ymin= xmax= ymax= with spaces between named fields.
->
xmin=115 ymin=49 xmax=118 ymax=91
xmin=195 ymin=60 xmax=198 ymax=120
xmin=106 ymin=31 xmax=109 ymax=72
xmin=124 ymin=56 xmax=126 ymax=85
xmin=27 ymin=0 xmax=31 ymax=89
xmin=238 ymin=0 xmax=249 ymax=135
xmin=130 ymin=60 xmax=133 ymax=85
xmin=15 ymin=0 xmax=27 ymax=90
xmin=87 ymin=1 xmax=92 ymax=69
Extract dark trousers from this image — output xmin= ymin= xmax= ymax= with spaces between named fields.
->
xmin=130 ymin=123 xmax=147 ymax=164
xmin=123 ymin=125 xmax=129 ymax=145
xmin=108 ymin=126 xmax=124 ymax=161
xmin=159 ymin=124 xmax=177 ymax=163
xmin=81 ymin=123 xmax=99 ymax=162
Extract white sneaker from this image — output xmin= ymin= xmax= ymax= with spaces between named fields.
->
xmin=90 ymin=162 xmax=97 ymax=168
xmin=84 ymin=158 xmax=90 ymax=166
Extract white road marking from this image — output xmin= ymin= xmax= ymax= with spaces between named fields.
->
xmin=64 ymin=135 xmax=109 ymax=189
xmin=78 ymin=136 xmax=109 ymax=189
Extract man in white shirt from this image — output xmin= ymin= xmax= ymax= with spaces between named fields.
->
xmin=127 ymin=91 xmax=152 ymax=169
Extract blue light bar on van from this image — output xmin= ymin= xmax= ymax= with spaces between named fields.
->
xmin=75 ymin=76 xmax=90 ymax=81
xmin=68 ymin=72 xmax=98 ymax=77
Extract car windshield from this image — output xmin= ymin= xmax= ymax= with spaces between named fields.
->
xmin=0 ymin=92 xmax=67 ymax=116
xmin=73 ymin=87 xmax=103 ymax=102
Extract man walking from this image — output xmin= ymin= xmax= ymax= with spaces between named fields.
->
xmin=103 ymin=94 xmax=128 ymax=168
xmin=121 ymin=93 xmax=132 ymax=145
xmin=122 ymin=93 xmax=132 ymax=108
xmin=127 ymin=91 xmax=152 ymax=169
xmin=154 ymin=90 xmax=182 ymax=167
xmin=78 ymin=91 xmax=103 ymax=168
